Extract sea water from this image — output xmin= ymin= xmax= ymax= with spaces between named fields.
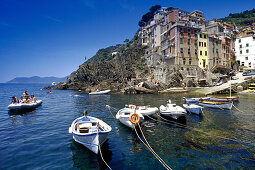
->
xmin=0 ymin=83 xmax=254 ymax=169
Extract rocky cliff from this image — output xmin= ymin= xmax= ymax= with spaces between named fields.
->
xmin=46 ymin=33 xmax=151 ymax=92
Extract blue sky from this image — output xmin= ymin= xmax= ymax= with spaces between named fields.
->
xmin=0 ymin=0 xmax=254 ymax=82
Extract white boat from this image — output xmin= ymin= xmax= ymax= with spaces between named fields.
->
xmin=183 ymin=104 xmax=203 ymax=115
xmin=198 ymin=101 xmax=233 ymax=110
xmin=89 ymin=89 xmax=111 ymax=95
xmin=116 ymin=108 xmax=144 ymax=129
xmin=127 ymin=105 xmax=158 ymax=116
xmin=8 ymin=100 xmax=43 ymax=110
xmin=159 ymin=100 xmax=187 ymax=120
xmin=52 ymin=82 xmax=57 ymax=85
xmin=183 ymin=97 xmax=210 ymax=104
xmin=68 ymin=115 xmax=112 ymax=154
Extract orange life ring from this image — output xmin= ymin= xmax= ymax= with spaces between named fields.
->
xmin=130 ymin=105 xmax=136 ymax=110
xmin=129 ymin=113 xmax=140 ymax=124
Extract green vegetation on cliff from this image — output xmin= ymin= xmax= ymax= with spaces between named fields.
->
xmin=220 ymin=8 xmax=255 ymax=26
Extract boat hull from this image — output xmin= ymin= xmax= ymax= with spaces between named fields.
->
xmin=159 ymin=105 xmax=187 ymax=120
xmin=116 ymin=108 xmax=144 ymax=129
xmin=135 ymin=106 xmax=158 ymax=116
xmin=89 ymin=90 xmax=111 ymax=95
xmin=198 ymin=101 xmax=233 ymax=110
xmin=183 ymin=104 xmax=203 ymax=115
xmin=73 ymin=131 xmax=109 ymax=154
xmin=69 ymin=116 xmax=111 ymax=154
xmin=8 ymin=100 xmax=42 ymax=110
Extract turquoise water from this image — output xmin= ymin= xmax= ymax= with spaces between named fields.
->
xmin=0 ymin=83 xmax=254 ymax=169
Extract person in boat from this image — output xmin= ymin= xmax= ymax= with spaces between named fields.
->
xmin=22 ymin=91 xmax=28 ymax=99
xmin=19 ymin=97 xmax=24 ymax=103
xmin=11 ymin=96 xmax=18 ymax=104
xmin=31 ymin=95 xmax=36 ymax=102
xmin=96 ymin=89 xmax=99 ymax=92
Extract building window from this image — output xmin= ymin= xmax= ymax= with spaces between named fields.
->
xmin=180 ymin=28 xmax=183 ymax=33
xmin=216 ymin=49 xmax=218 ymax=53
xmin=188 ymin=48 xmax=190 ymax=54
xmin=246 ymin=43 xmax=249 ymax=47
xmin=240 ymin=50 xmax=242 ymax=54
xmin=187 ymin=29 xmax=191 ymax=34
xmin=245 ymin=56 xmax=248 ymax=60
xmin=200 ymin=34 xmax=202 ymax=38
xmin=204 ymin=42 xmax=207 ymax=47
xmin=204 ymin=35 xmax=206 ymax=39
xmin=188 ymin=38 xmax=191 ymax=45
xmin=203 ymin=59 xmax=206 ymax=68
xmin=239 ymin=39 xmax=241 ymax=43
xmin=189 ymin=58 xmax=192 ymax=65
xmin=241 ymin=62 xmax=244 ymax=66
xmin=180 ymin=48 xmax=183 ymax=53
xmin=195 ymin=49 xmax=197 ymax=54
xmin=205 ymin=51 xmax=207 ymax=56
xmin=194 ymin=30 xmax=198 ymax=34
xmin=195 ymin=39 xmax=198 ymax=45
xmin=199 ymin=42 xmax=202 ymax=47
xmin=183 ymin=58 xmax=186 ymax=65
xmin=240 ymin=44 xmax=242 ymax=48
xmin=246 ymin=49 xmax=249 ymax=53
xmin=180 ymin=38 xmax=183 ymax=44
xmin=200 ymin=51 xmax=202 ymax=55
xmin=213 ymin=48 xmax=215 ymax=53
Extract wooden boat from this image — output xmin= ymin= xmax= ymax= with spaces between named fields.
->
xmin=89 ymin=89 xmax=111 ymax=95
xmin=198 ymin=101 xmax=233 ymax=110
xmin=183 ymin=104 xmax=203 ymax=115
xmin=210 ymin=96 xmax=239 ymax=102
xmin=68 ymin=114 xmax=111 ymax=154
xmin=8 ymin=100 xmax=42 ymax=110
xmin=116 ymin=108 xmax=144 ymax=129
xmin=126 ymin=105 xmax=158 ymax=116
xmin=159 ymin=100 xmax=187 ymax=120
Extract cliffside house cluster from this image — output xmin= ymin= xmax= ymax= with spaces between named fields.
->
xmin=139 ymin=7 xmax=255 ymax=72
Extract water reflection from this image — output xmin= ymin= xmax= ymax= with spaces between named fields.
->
xmin=70 ymin=139 xmax=112 ymax=169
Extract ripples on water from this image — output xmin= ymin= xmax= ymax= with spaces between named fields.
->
xmin=0 ymin=83 xmax=254 ymax=169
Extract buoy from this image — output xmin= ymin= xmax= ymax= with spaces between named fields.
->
xmin=129 ymin=113 xmax=140 ymax=124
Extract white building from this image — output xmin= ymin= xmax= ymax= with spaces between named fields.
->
xmin=235 ymin=36 xmax=255 ymax=68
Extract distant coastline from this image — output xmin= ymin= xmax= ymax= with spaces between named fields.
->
xmin=7 ymin=76 xmax=67 ymax=84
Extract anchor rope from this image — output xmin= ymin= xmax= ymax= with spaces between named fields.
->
xmin=98 ymin=123 xmax=112 ymax=170
xmin=133 ymin=123 xmax=172 ymax=170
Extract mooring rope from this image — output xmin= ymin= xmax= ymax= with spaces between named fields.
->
xmin=133 ymin=123 xmax=172 ymax=170
xmin=105 ymin=105 xmax=116 ymax=119
xmin=232 ymin=103 xmax=244 ymax=113
xmin=98 ymin=123 xmax=112 ymax=170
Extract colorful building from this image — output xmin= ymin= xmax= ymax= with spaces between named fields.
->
xmin=198 ymin=31 xmax=208 ymax=69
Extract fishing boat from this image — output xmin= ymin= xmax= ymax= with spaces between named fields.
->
xmin=183 ymin=104 xmax=203 ymax=115
xmin=68 ymin=113 xmax=112 ymax=154
xmin=183 ymin=97 xmax=210 ymax=104
xmin=198 ymin=101 xmax=233 ymax=110
xmin=159 ymin=100 xmax=187 ymax=120
xmin=209 ymin=96 xmax=239 ymax=102
xmin=89 ymin=89 xmax=111 ymax=95
xmin=8 ymin=100 xmax=43 ymax=110
xmin=126 ymin=104 xmax=158 ymax=116
xmin=116 ymin=107 xmax=144 ymax=129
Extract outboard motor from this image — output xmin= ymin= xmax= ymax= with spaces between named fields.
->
xmin=168 ymin=99 xmax=172 ymax=104
xmin=83 ymin=110 xmax=88 ymax=116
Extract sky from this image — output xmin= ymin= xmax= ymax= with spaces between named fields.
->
xmin=0 ymin=0 xmax=255 ymax=83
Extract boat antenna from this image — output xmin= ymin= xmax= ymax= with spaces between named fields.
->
xmin=83 ymin=110 xmax=88 ymax=117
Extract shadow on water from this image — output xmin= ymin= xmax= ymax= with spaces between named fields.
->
xmin=8 ymin=108 xmax=38 ymax=116
xmin=70 ymin=139 xmax=112 ymax=169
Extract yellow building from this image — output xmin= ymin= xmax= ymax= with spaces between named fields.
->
xmin=198 ymin=31 xmax=208 ymax=69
